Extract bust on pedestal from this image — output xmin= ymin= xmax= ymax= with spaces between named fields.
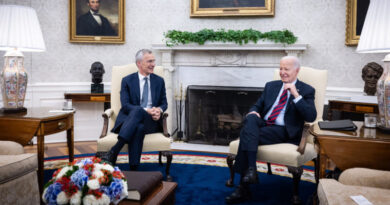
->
xmin=90 ymin=62 xmax=105 ymax=93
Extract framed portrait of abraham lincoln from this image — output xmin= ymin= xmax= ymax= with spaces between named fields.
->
xmin=191 ymin=0 xmax=274 ymax=17
xmin=69 ymin=0 xmax=125 ymax=44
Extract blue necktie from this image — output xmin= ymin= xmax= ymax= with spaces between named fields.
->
xmin=141 ymin=77 xmax=148 ymax=107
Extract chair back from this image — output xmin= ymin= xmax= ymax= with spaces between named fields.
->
xmin=273 ymin=66 xmax=328 ymax=122
xmin=109 ymin=63 xmax=164 ymax=130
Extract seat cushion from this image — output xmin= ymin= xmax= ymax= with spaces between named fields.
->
xmin=0 ymin=153 xmax=37 ymax=184
xmin=229 ymin=139 xmax=316 ymax=167
xmin=318 ymin=179 xmax=390 ymax=205
xmin=0 ymin=141 xmax=24 ymax=155
xmin=97 ymin=132 xmax=171 ymax=153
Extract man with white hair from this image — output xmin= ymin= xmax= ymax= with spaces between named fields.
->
xmin=226 ymin=56 xmax=317 ymax=204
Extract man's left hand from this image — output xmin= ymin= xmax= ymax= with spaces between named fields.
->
xmin=284 ymin=83 xmax=299 ymax=98
xmin=151 ymin=107 xmax=161 ymax=121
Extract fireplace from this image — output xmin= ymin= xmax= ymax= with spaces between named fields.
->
xmin=185 ymin=85 xmax=263 ymax=145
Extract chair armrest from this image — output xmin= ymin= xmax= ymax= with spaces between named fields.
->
xmin=99 ymin=109 xmax=114 ymax=139
xmin=296 ymin=123 xmax=310 ymax=154
xmin=339 ymin=168 xmax=390 ymax=189
xmin=162 ymin=113 xmax=170 ymax=137
xmin=0 ymin=141 xmax=24 ymax=155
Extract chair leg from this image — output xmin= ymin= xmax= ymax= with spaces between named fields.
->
xmin=225 ymin=154 xmax=236 ymax=187
xmin=161 ymin=151 xmax=173 ymax=182
xmin=158 ymin=151 xmax=162 ymax=165
xmin=287 ymin=166 xmax=303 ymax=205
xmin=267 ymin=162 xmax=273 ymax=175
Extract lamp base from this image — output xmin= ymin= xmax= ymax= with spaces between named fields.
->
xmin=0 ymin=107 xmax=27 ymax=114
xmin=377 ymin=125 xmax=390 ymax=134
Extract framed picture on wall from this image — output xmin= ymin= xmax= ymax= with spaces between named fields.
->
xmin=190 ymin=0 xmax=275 ymax=17
xmin=345 ymin=0 xmax=370 ymax=46
xmin=69 ymin=0 xmax=125 ymax=44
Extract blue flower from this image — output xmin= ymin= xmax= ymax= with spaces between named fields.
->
xmin=77 ymin=158 xmax=93 ymax=166
xmin=70 ymin=169 xmax=89 ymax=189
xmin=44 ymin=182 xmax=62 ymax=204
xmin=101 ymin=178 xmax=123 ymax=201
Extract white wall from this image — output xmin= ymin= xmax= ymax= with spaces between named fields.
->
xmin=0 ymin=0 xmax=384 ymax=142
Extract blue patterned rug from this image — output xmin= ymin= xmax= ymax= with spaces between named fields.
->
xmin=44 ymin=151 xmax=316 ymax=205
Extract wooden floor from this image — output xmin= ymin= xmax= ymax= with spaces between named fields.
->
xmin=24 ymin=141 xmax=98 ymax=158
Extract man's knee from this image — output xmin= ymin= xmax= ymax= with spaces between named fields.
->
xmin=130 ymin=107 xmax=147 ymax=118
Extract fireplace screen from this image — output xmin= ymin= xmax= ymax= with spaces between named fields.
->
xmin=185 ymin=85 xmax=263 ymax=145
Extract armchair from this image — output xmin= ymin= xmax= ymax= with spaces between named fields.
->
xmin=96 ymin=63 xmax=172 ymax=180
xmin=0 ymin=141 xmax=39 ymax=205
xmin=318 ymin=168 xmax=390 ymax=205
xmin=226 ymin=67 xmax=328 ymax=204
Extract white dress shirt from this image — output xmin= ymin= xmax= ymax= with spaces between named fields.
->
xmin=264 ymin=80 xmax=302 ymax=126
xmin=90 ymin=10 xmax=102 ymax=26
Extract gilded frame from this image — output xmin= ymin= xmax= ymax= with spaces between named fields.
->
xmin=69 ymin=0 xmax=125 ymax=44
xmin=345 ymin=0 xmax=369 ymax=46
xmin=190 ymin=0 xmax=274 ymax=17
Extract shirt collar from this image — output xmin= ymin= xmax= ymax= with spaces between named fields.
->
xmin=138 ymin=72 xmax=150 ymax=80
xmin=283 ymin=79 xmax=297 ymax=86
xmin=90 ymin=10 xmax=99 ymax=15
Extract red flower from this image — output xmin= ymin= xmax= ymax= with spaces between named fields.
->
xmin=88 ymin=189 xmax=103 ymax=199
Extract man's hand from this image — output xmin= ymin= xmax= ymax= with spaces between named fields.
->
xmin=147 ymin=107 xmax=162 ymax=121
xmin=284 ymin=83 xmax=299 ymax=98
xmin=247 ymin=111 xmax=261 ymax=118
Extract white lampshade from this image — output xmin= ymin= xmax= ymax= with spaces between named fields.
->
xmin=0 ymin=5 xmax=45 ymax=52
xmin=356 ymin=0 xmax=390 ymax=54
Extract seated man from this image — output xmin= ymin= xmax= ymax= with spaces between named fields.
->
xmin=102 ymin=49 xmax=167 ymax=170
xmin=225 ymin=56 xmax=317 ymax=204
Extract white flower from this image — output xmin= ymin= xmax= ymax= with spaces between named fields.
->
xmin=55 ymin=166 xmax=71 ymax=180
xmin=121 ymin=180 xmax=128 ymax=197
xmin=70 ymin=190 xmax=82 ymax=205
xmin=82 ymin=194 xmax=110 ymax=205
xmin=93 ymin=170 xmax=104 ymax=179
xmin=42 ymin=188 xmax=48 ymax=203
xmin=101 ymin=164 xmax=114 ymax=172
xmin=87 ymin=179 xmax=100 ymax=190
xmin=56 ymin=191 xmax=69 ymax=204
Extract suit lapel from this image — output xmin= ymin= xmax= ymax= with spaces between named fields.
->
xmin=87 ymin=12 xmax=100 ymax=28
xmin=286 ymin=79 xmax=302 ymax=112
xmin=132 ymin=74 xmax=140 ymax=104
xmin=150 ymin=74 xmax=157 ymax=106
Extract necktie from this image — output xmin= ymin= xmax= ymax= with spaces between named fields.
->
xmin=141 ymin=77 xmax=148 ymax=107
xmin=266 ymin=89 xmax=288 ymax=125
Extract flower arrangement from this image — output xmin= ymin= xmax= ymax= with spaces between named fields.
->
xmin=42 ymin=157 xmax=128 ymax=205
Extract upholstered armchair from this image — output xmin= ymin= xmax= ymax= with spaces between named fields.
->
xmin=96 ymin=63 xmax=172 ymax=180
xmin=0 ymin=141 xmax=40 ymax=205
xmin=318 ymin=168 xmax=390 ymax=205
xmin=226 ymin=67 xmax=328 ymax=204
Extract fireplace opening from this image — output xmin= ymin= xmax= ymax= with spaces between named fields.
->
xmin=185 ymin=85 xmax=263 ymax=145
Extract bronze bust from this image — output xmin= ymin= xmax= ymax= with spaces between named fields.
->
xmin=90 ymin=62 xmax=105 ymax=93
xmin=361 ymin=62 xmax=383 ymax=96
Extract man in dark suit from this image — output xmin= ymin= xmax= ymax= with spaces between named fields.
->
xmin=226 ymin=56 xmax=317 ymax=204
xmin=76 ymin=0 xmax=116 ymax=36
xmin=102 ymin=49 xmax=167 ymax=170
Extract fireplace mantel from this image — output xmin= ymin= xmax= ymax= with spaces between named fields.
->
xmin=152 ymin=42 xmax=307 ymax=134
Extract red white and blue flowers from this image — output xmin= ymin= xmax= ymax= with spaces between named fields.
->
xmin=42 ymin=157 xmax=128 ymax=205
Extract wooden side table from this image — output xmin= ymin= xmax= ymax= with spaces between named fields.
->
xmin=64 ymin=92 xmax=111 ymax=110
xmin=327 ymin=96 xmax=378 ymax=120
xmin=0 ymin=107 xmax=75 ymax=195
xmin=310 ymin=121 xmax=390 ymax=178
xmin=119 ymin=181 xmax=177 ymax=205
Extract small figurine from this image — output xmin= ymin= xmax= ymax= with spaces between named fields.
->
xmin=361 ymin=62 xmax=383 ymax=96
xmin=90 ymin=61 xmax=105 ymax=93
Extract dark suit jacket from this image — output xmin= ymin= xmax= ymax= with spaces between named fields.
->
xmin=76 ymin=12 xmax=116 ymax=36
xmin=250 ymin=80 xmax=317 ymax=140
xmin=112 ymin=72 xmax=167 ymax=133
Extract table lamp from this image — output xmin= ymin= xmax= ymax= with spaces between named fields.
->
xmin=0 ymin=5 xmax=45 ymax=113
xmin=356 ymin=0 xmax=390 ymax=131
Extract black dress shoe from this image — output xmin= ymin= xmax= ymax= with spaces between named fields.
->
xmin=225 ymin=185 xmax=250 ymax=204
xmin=100 ymin=151 xmax=117 ymax=166
xmin=242 ymin=167 xmax=259 ymax=184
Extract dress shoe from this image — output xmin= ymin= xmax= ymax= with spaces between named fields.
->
xmin=225 ymin=185 xmax=250 ymax=204
xmin=242 ymin=167 xmax=259 ymax=184
xmin=100 ymin=150 xmax=117 ymax=166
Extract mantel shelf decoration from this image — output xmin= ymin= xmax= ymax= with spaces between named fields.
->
xmin=164 ymin=29 xmax=297 ymax=47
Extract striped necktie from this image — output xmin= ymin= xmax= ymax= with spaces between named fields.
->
xmin=141 ymin=77 xmax=148 ymax=107
xmin=266 ymin=89 xmax=288 ymax=125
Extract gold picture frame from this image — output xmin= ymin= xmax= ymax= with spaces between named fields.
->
xmin=345 ymin=0 xmax=370 ymax=46
xmin=190 ymin=0 xmax=274 ymax=17
xmin=69 ymin=0 xmax=125 ymax=44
